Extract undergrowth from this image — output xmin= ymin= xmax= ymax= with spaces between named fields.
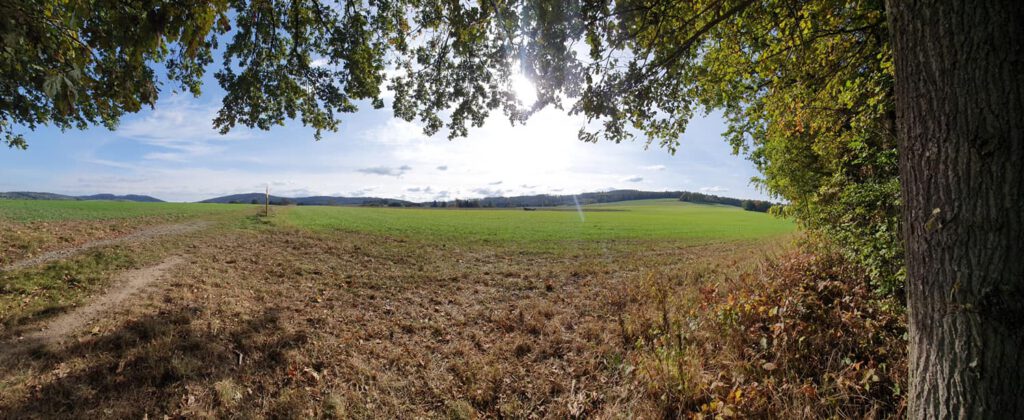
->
xmin=623 ymin=250 xmax=907 ymax=418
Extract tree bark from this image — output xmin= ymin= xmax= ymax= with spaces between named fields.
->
xmin=886 ymin=0 xmax=1024 ymax=418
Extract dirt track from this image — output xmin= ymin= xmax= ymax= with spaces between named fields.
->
xmin=0 ymin=220 xmax=210 ymax=272
xmin=0 ymin=255 xmax=185 ymax=362
xmin=16 ymin=256 xmax=184 ymax=349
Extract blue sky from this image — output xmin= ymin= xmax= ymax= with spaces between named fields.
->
xmin=1 ymin=72 xmax=769 ymax=203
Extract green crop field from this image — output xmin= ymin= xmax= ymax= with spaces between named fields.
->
xmin=278 ymin=198 xmax=795 ymax=246
xmin=0 ymin=199 xmax=248 ymax=222
xmin=0 ymin=198 xmax=795 ymax=247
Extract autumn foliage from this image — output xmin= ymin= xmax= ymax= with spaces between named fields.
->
xmin=624 ymin=250 xmax=907 ymax=417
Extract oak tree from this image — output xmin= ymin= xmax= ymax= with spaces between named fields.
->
xmin=2 ymin=0 xmax=1021 ymax=416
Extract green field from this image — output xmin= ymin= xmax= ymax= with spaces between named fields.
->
xmin=0 ymin=199 xmax=795 ymax=246
xmin=278 ymin=199 xmax=795 ymax=246
xmin=0 ymin=199 xmax=248 ymax=222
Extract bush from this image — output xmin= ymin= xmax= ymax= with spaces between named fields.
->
xmin=626 ymin=250 xmax=907 ymax=418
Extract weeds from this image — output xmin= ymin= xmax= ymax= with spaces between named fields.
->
xmin=624 ymin=251 xmax=907 ymax=418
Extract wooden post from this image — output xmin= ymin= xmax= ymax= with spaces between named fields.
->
xmin=265 ymin=184 xmax=269 ymax=216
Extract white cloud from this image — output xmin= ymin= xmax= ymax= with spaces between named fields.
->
xmin=142 ymin=152 xmax=189 ymax=162
xmin=471 ymin=187 xmax=505 ymax=197
xmin=362 ymin=118 xmax=429 ymax=145
xmin=374 ymin=108 xmax=646 ymax=197
xmin=488 ymin=180 xmax=503 ymax=185
xmin=81 ymin=158 xmax=142 ymax=171
xmin=406 ymin=186 xmax=434 ymax=193
xmin=349 ymin=187 xmax=377 ymax=196
xmin=700 ymin=186 xmax=729 ymax=193
xmin=24 ymin=99 xmax=771 ymax=202
xmin=357 ymin=165 xmax=412 ymax=177
xmin=116 ymin=95 xmax=253 ymax=161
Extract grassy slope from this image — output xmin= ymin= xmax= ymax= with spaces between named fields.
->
xmin=279 ymin=199 xmax=795 ymax=247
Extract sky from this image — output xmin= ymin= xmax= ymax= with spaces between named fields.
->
xmin=1 ymin=72 xmax=769 ymax=203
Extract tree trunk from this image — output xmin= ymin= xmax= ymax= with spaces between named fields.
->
xmin=886 ymin=0 xmax=1024 ymax=417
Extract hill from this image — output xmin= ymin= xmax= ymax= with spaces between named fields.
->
xmin=200 ymin=189 xmax=776 ymax=211
xmin=0 ymin=192 xmax=164 ymax=202
xmin=0 ymin=192 xmax=77 ymax=200
xmin=436 ymin=189 xmax=776 ymax=212
xmin=76 ymin=194 xmax=164 ymax=202
xmin=470 ymin=189 xmax=684 ymax=208
xmin=200 ymin=193 xmax=414 ymax=207
xmin=200 ymin=190 xmax=688 ymax=208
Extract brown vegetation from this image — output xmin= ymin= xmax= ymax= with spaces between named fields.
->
xmin=0 ymin=219 xmax=905 ymax=418
xmin=621 ymin=250 xmax=907 ymax=418
xmin=0 ymin=218 xmax=194 ymax=267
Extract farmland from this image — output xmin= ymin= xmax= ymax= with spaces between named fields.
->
xmin=0 ymin=199 xmax=244 ymax=222
xmin=0 ymin=198 xmax=804 ymax=418
xmin=0 ymin=200 xmax=249 ymax=268
xmin=280 ymin=199 xmax=794 ymax=247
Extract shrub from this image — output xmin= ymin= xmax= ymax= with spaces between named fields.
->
xmin=627 ymin=251 xmax=907 ymax=418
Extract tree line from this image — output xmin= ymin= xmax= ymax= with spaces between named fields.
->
xmin=676 ymin=191 xmax=774 ymax=212
xmin=427 ymin=190 xmax=774 ymax=211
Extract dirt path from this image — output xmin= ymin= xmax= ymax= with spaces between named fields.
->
xmin=1 ymin=220 xmax=210 ymax=272
xmin=4 ymin=256 xmax=185 ymax=354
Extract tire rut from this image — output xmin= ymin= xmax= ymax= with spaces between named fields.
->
xmin=1 ymin=220 xmax=211 ymax=272
xmin=2 ymin=256 xmax=185 ymax=356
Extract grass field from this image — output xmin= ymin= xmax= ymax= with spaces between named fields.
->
xmin=0 ymin=198 xmax=811 ymax=418
xmin=0 ymin=199 xmax=245 ymax=222
xmin=279 ymin=199 xmax=794 ymax=247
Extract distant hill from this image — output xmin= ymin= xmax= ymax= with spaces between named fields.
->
xmin=2 ymin=189 xmax=772 ymax=210
xmin=200 ymin=193 xmax=282 ymax=204
xmin=200 ymin=193 xmax=414 ymax=207
xmin=0 ymin=191 xmax=77 ymax=200
xmin=467 ymin=189 xmax=684 ymax=208
xmin=76 ymin=194 xmax=164 ymax=202
xmin=199 ymin=189 xmax=776 ymax=212
xmin=431 ymin=189 xmax=777 ymax=213
xmin=0 ymin=191 xmax=164 ymax=202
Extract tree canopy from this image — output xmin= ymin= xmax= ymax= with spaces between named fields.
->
xmin=1 ymin=0 xmax=901 ymax=292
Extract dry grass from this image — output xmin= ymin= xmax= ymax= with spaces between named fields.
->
xmin=619 ymin=251 xmax=907 ymax=418
xmin=0 ymin=218 xmax=154 ymax=266
xmin=0 ymin=214 xmax=903 ymax=418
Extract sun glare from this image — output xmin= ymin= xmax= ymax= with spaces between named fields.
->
xmin=512 ymin=72 xmax=538 ymax=105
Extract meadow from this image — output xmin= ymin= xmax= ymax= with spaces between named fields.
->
xmin=279 ymin=199 xmax=794 ymax=247
xmin=0 ymin=199 xmax=243 ymax=222
xmin=0 ymin=198 xmax=848 ymax=418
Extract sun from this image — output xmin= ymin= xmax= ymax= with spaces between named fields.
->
xmin=511 ymin=72 xmax=538 ymax=105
